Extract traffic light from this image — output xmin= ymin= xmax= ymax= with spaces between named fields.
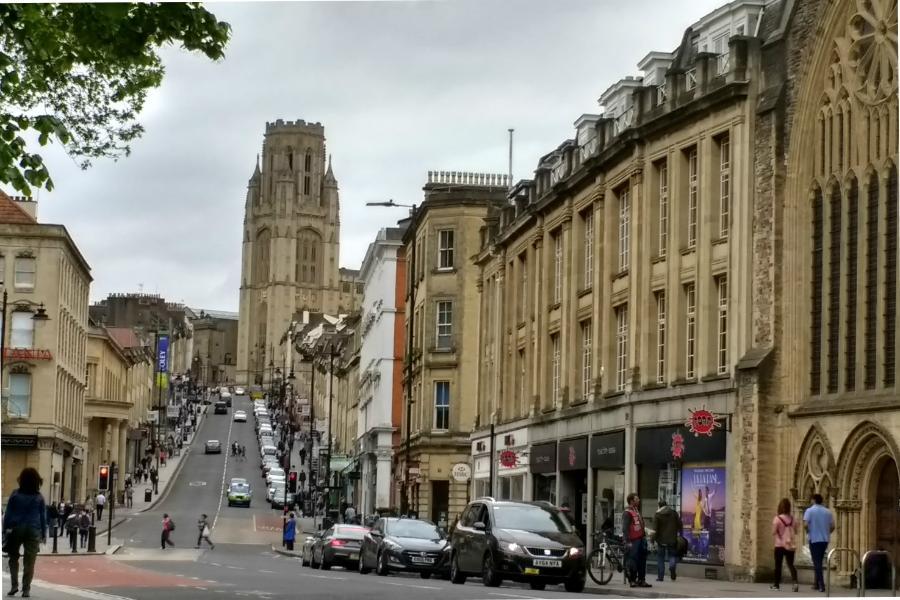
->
xmin=288 ymin=471 xmax=298 ymax=493
xmin=98 ymin=465 xmax=110 ymax=491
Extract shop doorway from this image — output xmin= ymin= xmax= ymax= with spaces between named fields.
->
xmin=559 ymin=471 xmax=588 ymax=542
xmin=873 ymin=458 xmax=899 ymax=585
xmin=431 ymin=480 xmax=449 ymax=526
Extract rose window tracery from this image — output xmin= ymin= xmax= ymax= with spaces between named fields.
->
xmin=848 ymin=0 xmax=898 ymax=105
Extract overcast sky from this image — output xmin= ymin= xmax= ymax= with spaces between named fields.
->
xmin=34 ymin=0 xmax=724 ymax=312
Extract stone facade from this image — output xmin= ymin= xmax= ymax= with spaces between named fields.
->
xmin=189 ymin=308 xmax=238 ymax=386
xmin=400 ymin=171 xmax=510 ymax=526
xmin=236 ymin=119 xmax=361 ymax=387
xmin=0 ymin=191 xmax=91 ymax=506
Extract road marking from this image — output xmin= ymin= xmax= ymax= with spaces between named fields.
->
xmin=212 ymin=414 xmax=235 ymax=530
xmin=374 ymin=580 xmax=442 ymax=590
xmin=295 ymin=573 xmax=347 ymax=580
xmin=189 ymin=481 xmax=208 ymax=487
xmin=1 ymin=572 xmax=135 ymax=600
xmin=487 ymin=593 xmax=542 ymax=599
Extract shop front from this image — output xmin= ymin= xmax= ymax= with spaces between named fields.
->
xmin=496 ymin=428 xmax=529 ymax=502
xmin=635 ymin=424 xmax=727 ymax=566
xmin=590 ymin=430 xmax=625 ymax=536
xmin=557 ymin=436 xmax=588 ymax=541
xmin=530 ymin=441 xmax=556 ymax=504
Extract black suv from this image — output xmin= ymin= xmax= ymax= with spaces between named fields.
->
xmin=449 ymin=498 xmax=586 ymax=592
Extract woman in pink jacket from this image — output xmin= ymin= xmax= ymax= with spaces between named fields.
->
xmin=770 ymin=498 xmax=799 ymax=591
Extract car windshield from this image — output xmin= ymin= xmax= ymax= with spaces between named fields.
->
xmin=230 ymin=483 xmax=250 ymax=493
xmin=333 ymin=526 xmax=367 ymax=540
xmin=491 ymin=505 xmax=575 ymax=533
xmin=387 ymin=520 xmax=441 ymax=539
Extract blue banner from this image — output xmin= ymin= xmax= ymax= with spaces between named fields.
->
xmin=157 ymin=335 xmax=169 ymax=373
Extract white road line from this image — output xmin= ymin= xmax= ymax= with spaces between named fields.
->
xmin=295 ymin=573 xmax=348 ymax=580
xmin=1 ymin=571 xmax=135 ymax=600
xmin=260 ymin=569 xmax=275 ymax=574
xmin=212 ymin=413 xmax=236 ymax=530
xmin=487 ymin=593 xmax=541 ymax=599
xmin=374 ymin=580 xmax=442 ymax=590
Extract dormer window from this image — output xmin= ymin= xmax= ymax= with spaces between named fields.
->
xmin=551 ymin=158 xmax=566 ymax=185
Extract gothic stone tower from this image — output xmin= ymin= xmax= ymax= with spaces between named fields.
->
xmin=237 ymin=119 xmax=350 ymax=386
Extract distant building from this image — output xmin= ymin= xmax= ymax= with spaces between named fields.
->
xmin=188 ymin=307 xmax=238 ymax=386
xmin=236 ymin=119 xmax=361 ymax=387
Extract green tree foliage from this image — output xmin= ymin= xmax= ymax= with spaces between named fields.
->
xmin=0 ymin=3 xmax=230 ymax=194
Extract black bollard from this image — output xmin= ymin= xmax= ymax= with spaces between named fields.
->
xmin=87 ymin=526 xmax=96 ymax=553
xmin=51 ymin=525 xmax=58 ymax=554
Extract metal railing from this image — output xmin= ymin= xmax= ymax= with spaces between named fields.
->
xmin=860 ymin=550 xmax=896 ymax=597
xmin=826 ymin=547 xmax=861 ymax=597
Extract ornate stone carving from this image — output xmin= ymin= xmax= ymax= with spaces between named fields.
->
xmin=848 ymin=0 xmax=898 ymax=105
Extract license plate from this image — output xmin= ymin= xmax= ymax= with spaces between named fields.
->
xmin=350 ymin=553 xmax=358 ymax=560
xmin=410 ymin=557 xmax=435 ymax=564
xmin=524 ymin=567 xmax=540 ymax=575
xmin=533 ymin=559 xmax=562 ymax=568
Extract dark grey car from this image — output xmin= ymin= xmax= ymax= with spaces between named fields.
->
xmin=359 ymin=517 xmax=449 ymax=579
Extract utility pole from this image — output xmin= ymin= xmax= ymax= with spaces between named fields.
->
xmin=324 ymin=343 xmax=337 ymax=518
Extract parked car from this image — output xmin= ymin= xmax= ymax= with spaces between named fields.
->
xmin=266 ymin=468 xmax=286 ymax=486
xmin=234 ymin=386 xmax=246 ymax=396
xmin=227 ymin=482 xmax=252 ymax=507
xmin=260 ymin=444 xmax=277 ymax=460
xmin=214 ymin=401 xmax=228 ymax=414
xmin=448 ymin=499 xmax=586 ymax=592
xmin=205 ymin=440 xmax=222 ymax=454
xmin=271 ymin=488 xmax=295 ymax=510
xmin=359 ymin=517 xmax=448 ymax=578
xmin=301 ymin=533 xmax=318 ymax=566
xmin=311 ymin=525 xmax=369 ymax=570
xmin=233 ymin=410 xmax=248 ymax=422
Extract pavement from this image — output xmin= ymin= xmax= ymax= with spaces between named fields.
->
xmin=4 ymin=394 xmax=889 ymax=599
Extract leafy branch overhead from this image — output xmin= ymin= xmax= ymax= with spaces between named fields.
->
xmin=0 ymin=3 xmax=230 ymax=194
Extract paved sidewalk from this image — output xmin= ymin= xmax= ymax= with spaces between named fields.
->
xmin=584 ymin=574 xmax=893 ymax=598
xmin=16 ymin=407 xmax=208 ymax=557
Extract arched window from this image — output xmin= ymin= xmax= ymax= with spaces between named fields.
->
xmin=254 ymin=229 xmax=271 ymax=285
xmin=303 ymin=150 xmax=312 ymax=196
xmin=296 ymin=232 xmax=322 ymax=285
xmin=864 ymin=172 xmax=879 ymax=389
xmin=810 ymin=187 xmax=824 ymax=395
xmin=884 ymin=163 xmax=898 ymax=386
xmin=844 ymin=177 xmax=859 ymax=391
xmin=826 ymin=184 xmax=841 ymax=393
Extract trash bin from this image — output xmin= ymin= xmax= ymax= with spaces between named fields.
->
xmin=144 ymin=488 xmax=153 ymax=502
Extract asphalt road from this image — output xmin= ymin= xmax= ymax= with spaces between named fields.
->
xmin=4 ymin=395 xmax=597 ymax=600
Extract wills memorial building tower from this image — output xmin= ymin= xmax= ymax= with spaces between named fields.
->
xmin=237 ymin=119 xmax=359 ymax=386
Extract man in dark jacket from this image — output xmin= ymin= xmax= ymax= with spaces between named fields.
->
xmin=653 ymin=500 xmax=681 ymax=581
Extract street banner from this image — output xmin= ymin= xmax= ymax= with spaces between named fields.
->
xmin=157 ymin=335 xmax=169 ymax=373
xmin=680 ymin=466 xmax=726 ymax=565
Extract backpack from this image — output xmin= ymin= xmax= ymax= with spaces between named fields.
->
xmin=778 ymin=516 xmax=795 ymax=551
xmin=168 ymin=519 xmax=176 ymax=531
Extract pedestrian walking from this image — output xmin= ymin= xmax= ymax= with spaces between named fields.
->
xmin=803 ymin=493 xmax=834 ymax=593
xmin=95 ymin=492 xmax=106 ymax=521
xmin=78 ymin=509 xmax=91 ymax=548
xmin=343 ymin=505 xmax=356 ymax=524
xmin=283 ymin=513 xmax=297 ymax=551
xmin=771 ymin=497 xmax=799 ymax=592
xmin=241 ymin=445 xmax=246 ymax=459
xmin=143 ymin=468 xmax=149 ymax=483
xmin=161 ymin=513 xmax=175 ymax=549
xmin=3 ymin=468 xmax=48 ymax=598
xmin=125 ymin=485 xmax=134 ymax=509
xmin=653 ymin=500 xmax=680 ymax=582
xmin=46 ymin=502 xmax=59 ymax=538
xmin=622 ymin=493 xmax=652 ymax=588
xmin=150 ymin=468 xmax=159 ymax=489
xmin=64 ymin=509 xmax=79 ymax=553
xmin=196 ymin=514 xmax=215 ymax=549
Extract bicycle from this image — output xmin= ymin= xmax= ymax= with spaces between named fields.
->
xmin=587 ymin=530 xmax=624 ymax=585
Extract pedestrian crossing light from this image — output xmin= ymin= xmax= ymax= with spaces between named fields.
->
xmin=288 ymin=471 xmax=298 ymax=493
xmin=98 ymin=465 xmax=110 ymax=491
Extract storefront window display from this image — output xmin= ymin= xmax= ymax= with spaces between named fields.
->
xmin=590 ymin=431 xmax=626 ymax=536
xmin=498 ymin=474 xmax=525 ymax=501
xmin=530 ymin=442 xmax=557 ymax=503
xmin=558 ymin=437 xmax=588 ymax=541
xmin=635 ymin=424 xmax=727 ymax=565
xmin=474 ymin=478 xmax=490 ymax=498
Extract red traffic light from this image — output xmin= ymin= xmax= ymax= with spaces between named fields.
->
xmin=98 ymin=464 xmax=110 ymax=490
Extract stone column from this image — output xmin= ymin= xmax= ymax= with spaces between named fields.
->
xmin=375 ymin=447 xmax=392 ymax=511
xmin=117 ymin=422 xmax=128 ymax=493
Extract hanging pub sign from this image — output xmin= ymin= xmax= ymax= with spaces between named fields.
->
xmin=499 ymin=450 xmax=518 ymax=468
xmin=685 ymin=406 xmax=723 ymax=437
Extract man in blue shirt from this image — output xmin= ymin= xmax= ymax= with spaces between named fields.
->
xmin=803 ymin=493 xmax=835 ymax=592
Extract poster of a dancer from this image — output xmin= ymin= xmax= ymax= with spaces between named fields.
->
xmin=680 ymin=466 xmax=726 ymax=564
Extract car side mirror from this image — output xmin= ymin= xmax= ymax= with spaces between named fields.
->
xmin=473 ymin=521 xmax=487 ymax=532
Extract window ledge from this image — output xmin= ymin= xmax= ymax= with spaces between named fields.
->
xmin=603 ymin=390 xmax=626 ymax=400
xmin=577 ymin=287 xmax=593 ymax=299
xmin=680 ymin=246 xmax=696 ymax=256
xmin=701 ymin=373 xmax=731 ymax=382
xmin=541 ymin=406 xmax=557 ymax=415
xmin=671 ymin=377 xmax=698 ymax=386
xmin=517 ymin=321 xmax=527 ymax=330
xmin=431 ymin=347 xmax=455 ymax=354
xmin=651 ymin=255 xmax=666 ymax=264
xmin=612 ymin=269 xmax=629 ymax=281
xmin=643 ymin=382 xmax=667 ymax=390
xmin=712 ymin=237 xmax=729 ymax=246
xmin=548 ymin=302 xmax=561 ymax=312
xmin=433 ymin=267 xmax=457 ymax=275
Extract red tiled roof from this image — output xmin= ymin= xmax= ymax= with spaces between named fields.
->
xmin=0 ymin=190 xmax=37 ymax=225
xmin=105 ymin=327 xmax=142 ymax=350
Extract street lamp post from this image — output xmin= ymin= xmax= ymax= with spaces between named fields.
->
xmin=366 ymin=200 xmax=417 ymax=515
xmin=324 ymin=343 xmax=340 ymax=518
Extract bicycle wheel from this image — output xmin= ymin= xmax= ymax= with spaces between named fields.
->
xmin=588 ymin=549 xmax=614 ymax=585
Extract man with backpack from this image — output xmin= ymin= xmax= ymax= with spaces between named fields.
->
xmin=161 ymin=513 xmax=175 ymax=549
xmin=64 ymin=509 xmax=79 ymax=553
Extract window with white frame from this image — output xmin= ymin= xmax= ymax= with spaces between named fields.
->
xmin=436 ymin=301 xmax=453 ymax=349
xmin=583 ymin=210 xmax=593 ymax=288
xmin=518 ymin=253 xmax=527 ymax=322
xmin=656 ymin=291 xmax=667 ymax=384
xmin=10 ymin=312 xmax=34 ymax=348
xmin=581 ymin=320 xmax=593 ymax=400
xmin=14 ymin=257 xmax=35 ymax=290
xmin=685 ymin=283 xmax=697 ymax=379
xmin=8 ymin=372 xmax=31 ymax=418
xmin=688 ymin=148 xmax=699 ymax=248
xmin=553 ymin=231 xmax=562 ymax=303
xmin=615 ymin=305 xmax=629 ymax=391
xmin=551 ymin=333 xmax=561 ymax=406
xmin=438 ymin=229 xmax=455 ymax=270
xmin=717 ymin=276 xmax=729 ymax=374
xmin=714 ymin=33 xmax=729 ymax=74
xmin=618 ymin=185 xmax=630 ymax=271
xmin=719 ymin=135 xmax=731 ymax=238
xmin=658 ymin=161 xmax=669 ymax=256
xmin=434 ymin=381 xmax=450 ymax=430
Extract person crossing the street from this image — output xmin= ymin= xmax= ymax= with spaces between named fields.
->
xmin=95 ymin=492 xmax=106 ymax=521
xmin=3 ymin=467 xmax=47 ymax=598
xmin=196 ymin=514 xmax=215 ymax=549
xmin=161 ymin=513 xmax=175 ymax=549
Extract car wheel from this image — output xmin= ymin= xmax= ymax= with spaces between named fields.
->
xmin=358 ymin=554 xmax=371 ymax=575
xmin=450 ymin=552 xmax=467 ymax=584
xmin=311 ymin=550 xmax=319 ymax=569
xmin=529 ymin=582 xmax=546 ymax=591
xmin=482 ymin=552 xmax=502 ymax=587
xmin=376 ymin=551 xmax=389 ymax=576
xmin=320 ymin=557 xmax=331 ymax=571
xmin=419 ymin=572 xmax=432 ymax=580
xmin=564 ymin=576 xmax=586 ymax=593
xmin=227 ymin=501 xmax=232 ymax=507
xmin=301 ymin=551 xmax=310 ymax=567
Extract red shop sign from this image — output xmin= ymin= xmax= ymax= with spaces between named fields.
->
xmin=499 ymin=450 xmax=518 ymax=468
xmin=4 ymin=348 xmax=53 ymax=361
xmin=685 ymin=406 xmax=722 ymax=437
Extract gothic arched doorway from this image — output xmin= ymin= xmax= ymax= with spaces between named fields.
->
xmin=872 ymin=456 xmax=899 ymax=588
